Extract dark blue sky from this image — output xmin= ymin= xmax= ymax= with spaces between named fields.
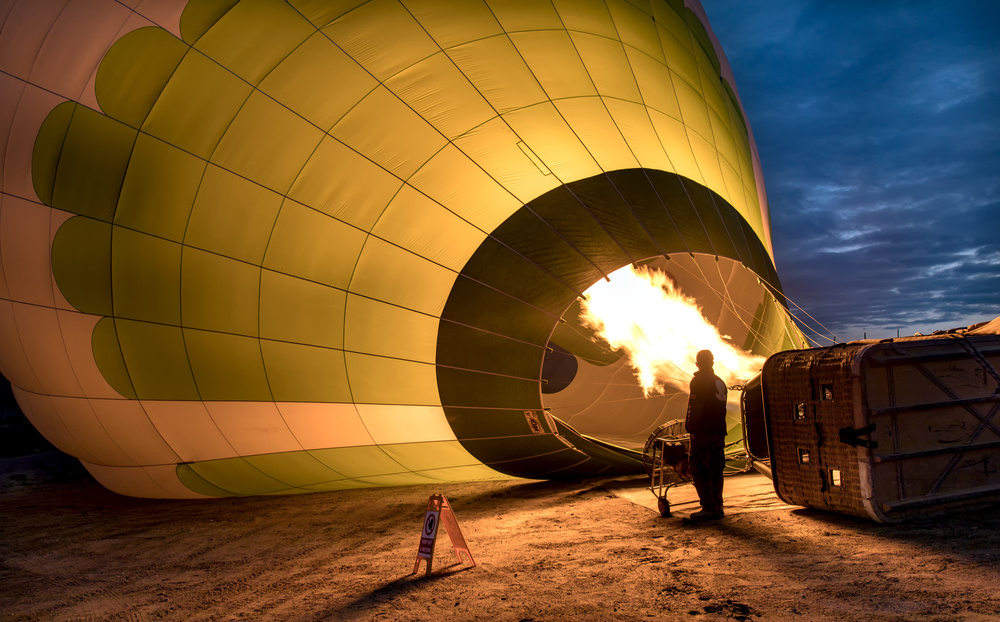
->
xmin=703 ymin=0 xmax=1000 ymax=343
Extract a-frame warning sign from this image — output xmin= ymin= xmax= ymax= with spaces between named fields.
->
xmin=412 ymin=494 xmax=475 ymax=575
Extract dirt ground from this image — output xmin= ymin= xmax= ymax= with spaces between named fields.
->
xmin=2 ymin=452 xmax=1000 ymax=622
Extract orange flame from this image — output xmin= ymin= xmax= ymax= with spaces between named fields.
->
xmin=579 ymin=265 xmax=764 ymax=396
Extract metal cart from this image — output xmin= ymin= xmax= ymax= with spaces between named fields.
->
xmin=643 ymin=420 xmax=691 ymax=517
xmin=644 ymin=418 xmax=755 ymax=517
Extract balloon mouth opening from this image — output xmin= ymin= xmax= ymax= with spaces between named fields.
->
xmin=540 ymin=253 xmax=770 ymax=451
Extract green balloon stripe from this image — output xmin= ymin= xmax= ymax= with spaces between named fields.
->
xmin=176 ymin=441 xmax=500 ymax=496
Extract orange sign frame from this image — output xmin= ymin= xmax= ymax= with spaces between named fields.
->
xmin=412 ymin=494 xmax=476 ymax=575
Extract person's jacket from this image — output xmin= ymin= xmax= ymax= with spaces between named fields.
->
xmin=685 ymin=369 xmax=728 ymax=436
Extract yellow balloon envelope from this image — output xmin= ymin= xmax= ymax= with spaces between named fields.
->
xmin=0 ymin=0 xmax=806 ymax=497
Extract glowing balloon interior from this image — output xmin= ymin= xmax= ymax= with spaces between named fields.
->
xmin=0 ymin=0 xmax=807 ymax=497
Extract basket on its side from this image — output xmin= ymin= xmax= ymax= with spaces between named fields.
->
xmin=756 ymin=334 xmax=1000 ymax=522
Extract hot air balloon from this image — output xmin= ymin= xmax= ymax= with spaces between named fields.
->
xmin=0 ymin=0 xmax=807 ymax=498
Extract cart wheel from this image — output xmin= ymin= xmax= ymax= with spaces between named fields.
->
xmin=657 ymin=496 xmax=671 ymax=517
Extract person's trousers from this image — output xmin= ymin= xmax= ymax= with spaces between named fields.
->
xmin=689 ymin=433 xmax=725 ymax=513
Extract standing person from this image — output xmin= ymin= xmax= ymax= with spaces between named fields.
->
xmin=685 ymin=349 xmax=728 ymax=522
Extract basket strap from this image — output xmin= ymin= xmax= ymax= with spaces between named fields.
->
xmin=951 ymin=334 xmax=1000 ymax=390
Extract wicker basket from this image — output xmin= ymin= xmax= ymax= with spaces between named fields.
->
xmin=756 ymin=334 xmax=1000 ymax=522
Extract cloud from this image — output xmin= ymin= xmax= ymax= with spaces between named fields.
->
xmin=705 ymin=0 xmax=1000 ymax=341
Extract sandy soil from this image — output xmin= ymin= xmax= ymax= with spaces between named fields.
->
xmin=2 ymin=451 xmax=999 ymax=622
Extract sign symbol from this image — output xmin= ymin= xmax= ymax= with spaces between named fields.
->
xmin=424 ymin=514 xmax=436 ymax=535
